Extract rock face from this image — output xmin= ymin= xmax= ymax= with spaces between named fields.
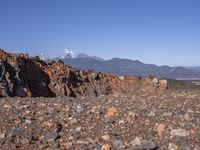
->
xmin=0 ymin=49 xmax=167 ymax=97
xmin=0 ymin=49 xmax=55 ymax=97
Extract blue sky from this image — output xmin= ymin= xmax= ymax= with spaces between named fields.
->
xmin=0 ymin=0 xmax=200 ymax=66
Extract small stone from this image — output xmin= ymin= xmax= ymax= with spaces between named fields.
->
xmin=184 ymin=113 xmax=190 ymax=120
xmin=170 ymin=129 xmax=190 ymax=137
xmin=118 ymin=120 xmax=125 ymax=124
xmin=130 ymin=137 xmax=141 ymax=146
xmin=75 ymin=127 xmax=82 ymax=132
xmin=157 ymin=123 xmax=166 ymax=137
xmin=119 ymin=76 xmax=124 ymax=80
xmin=112 ymin=139 xmax=124 ymax=148
xmin=25 ymin=119 xmax=32 ymax=124
xmin=194 ymin=145 xmax=200 ymax=150
xmin=183 ymin=146 xmax=191 ymax=150
xmin=139 ymin=140 xmax=157 ymax=150
xmin=102 ymin=135 xmax=111 ymax=141
xmin=69 ymin=118 xmax=77 ymax=125
xmin=162 ymin=112 xmax=173 ymax=117
xmin=0 ymin=133 xmax=5 ymax=139
xmin=62 ymin=142 xmax=73 ymax=149
xmin=25 ymin=110 xmax=31 ymax=114
xmin=105 ymin=107 xmax=118 ymax=118
xmin=45 ymin=132 xmax=58 ymax=142
xmin=76 ymin=104 xmax=85 ymax=114
xmin=74 ymin=131 xmax=81 ymax=140
xmin=128 ymin=111 xmax=136 ymax=117
xmin=168 ymin=143 xmax=178 ymax=150
xmin=3 ymin=104 xmax=11 ymax=109
xmin=101 ymin=144 xmax=111 ymax=150
xmin=147 ymin=111 xmax=156 ymax=117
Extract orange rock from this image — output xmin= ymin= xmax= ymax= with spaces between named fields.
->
xmin=159 ymin=79 xmax=168 ymax=91
xmin=105 ymin=107 xmax=118 ymax=118
xmin=62 ymin=142 xmax=73 ymax=149
xmin=101 ymin=144 xmax=111 ymax=150
xmin=102 ymin=135 xmax=111 ymax=142
xmin=157 ymin=123 xmax=166 ymax=138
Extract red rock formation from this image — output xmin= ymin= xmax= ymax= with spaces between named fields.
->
xmin=0 ymin=49 xmax=167 ymax=97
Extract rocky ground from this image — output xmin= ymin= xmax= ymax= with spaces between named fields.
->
xmin=0 ymin=90 xmax=199 ymax=150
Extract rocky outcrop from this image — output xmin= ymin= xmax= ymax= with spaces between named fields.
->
xmin=0 ymin=49 xmax=54 ymax=97
xmin=0 ymin=49 xmax=167 ymax=97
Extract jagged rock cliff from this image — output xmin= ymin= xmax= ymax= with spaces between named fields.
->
xmin=0 ymin=49 xmax=167 ymax=97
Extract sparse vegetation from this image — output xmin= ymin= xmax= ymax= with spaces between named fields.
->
xmin=167 ymin=79 xmax=200 ymax=91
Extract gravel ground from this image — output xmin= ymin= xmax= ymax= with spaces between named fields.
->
xmin=0 ymin=90 xmax=199 ymax=150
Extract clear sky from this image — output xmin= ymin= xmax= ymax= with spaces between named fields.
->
xmin=0 ymin=0 xmax=200 ymax=66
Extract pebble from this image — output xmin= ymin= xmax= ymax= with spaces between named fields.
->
xmin=76 ymin=104 xmax=85 ymax=114
xmin=101 ymin=144 xmax=111 ymax=150
xmin=25 ymin=119 xmax=32 ymax=124
xmin=147 ymin=111 xmax=156 ymax=117
xmin=139 ymin=140 xmax=157 ymax=150
xmin=45 ymin=132 xmax=58 ymax=142
xmin=162 ymin=112 xmax=173 ymax=117
xmin=184 ymin=112 xmax=190 ymax=120
xmin=168 ymin=143 xmax=178 ymax=150
xmin=170 ymin=129 xmax=190 ymax=137
xmin=105 ymin=107 xmax=118 ymax=118
xmin=112 ymin=139 xmax=124 ymax=148
xmin=157 ymin=123 xmax=166 ymax=137
xmin=62 ymin=142 xmax=73 ymax=149
xmin=0 ymin=133 xmax=5 ymax=139
xmin=130 ymin=137 xmax=141 ymax=146
xmin=102 ymin=135 xmax=111 ymax=141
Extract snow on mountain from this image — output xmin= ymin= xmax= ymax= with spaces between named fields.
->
xmin=62 ymin=49 xmax=79 ymax=59
xmin=39 ymin=49 xmax=104 ymax=61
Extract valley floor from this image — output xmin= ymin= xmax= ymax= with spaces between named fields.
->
xmin=0 ymin=91 xmax=199 ymax=150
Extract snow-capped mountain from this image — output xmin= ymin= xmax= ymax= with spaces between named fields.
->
xmin=38 ymin=49 xmax=200 ymax=79
xmin=39 ymin=49 xmax=104 ymax=61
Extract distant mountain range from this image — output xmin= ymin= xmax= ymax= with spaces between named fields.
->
xmin=184 ymin=66 xmax=200 ymax=72
xmin=40 ymin=50 xmax=200 ymax=80
xmin=40 ymin=49 xmax=104 ymax=61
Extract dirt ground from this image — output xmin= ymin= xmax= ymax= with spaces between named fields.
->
xmin=0 ymin=90 xmax=199 ymax=150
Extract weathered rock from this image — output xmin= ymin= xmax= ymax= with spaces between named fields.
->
xmin=112 ymin=139 xmax=124 ymax=148
xmin=102 ymin=135 xmax=111 ymax=142
xmin=105 ymin=107 xmax=118 ymax=118
xmin=76 ymin=104 xmax=85 ymax=114
xmin=170 ymin=129 xmax=190 ymax=137
xmin=130 ymin=137 xmax=141 ymax=146
xmin=139 ymin=140 xmax=157 ymax=150
xmin=162 ymin=112 xmax=173 ymax=117
xmin=168 ymin=143 xmax=178 ymax=150
xmin=44 ymin=132 xmax=58 ymax=142
xmin=0 ymin=49 xmax=167 ymax=98
xmin=0 ymin=133 xmax=5 ymax=139
xmin=101 ymin=144 xmax=111 ymax=150
xmin=147 ymin=111 xmax=156 ymax=117
xmin=157 ymin=123 xmax=166 ymax=138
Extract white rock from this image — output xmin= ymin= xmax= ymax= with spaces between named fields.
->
xmin=168 ymin=143 xmax=178 ymax=150
xmin=170 ymin=129 xmax=190 ymax=137
xmin=0 ymin=133 xmax=5 ymax=139
xmin=130 ymin=137 xmax=141 ymax=146
xmin=119 ymin=76 xmax=124 ymax=80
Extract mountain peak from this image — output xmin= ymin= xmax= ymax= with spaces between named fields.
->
xmin=39 ymin=49 xmax=104 ymax=61
xmin=63 ymin=49 xmax=79 ymax=58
